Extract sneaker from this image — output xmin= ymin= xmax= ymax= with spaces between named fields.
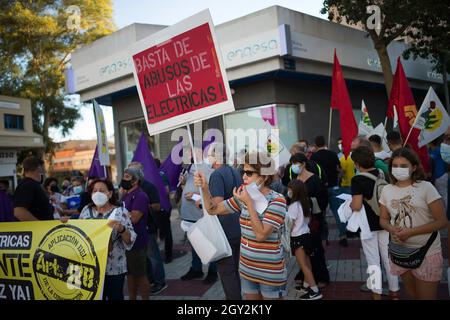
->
xmin=295 ymin=284 xmax=308 ymax=296
xmin=299 ymin=287 xmax=323 ymax=300
xmin=180 ymin=268 xmax=204 ymax=281
xmin=202 ymin=272 xmax=218 ymax=285
xmin=339 ymin=238 xmax=348 ymax=247
xmin=151 ymin=283 xmax=168 ymax=295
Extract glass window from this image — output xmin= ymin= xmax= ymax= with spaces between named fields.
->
xmin=120 ymin=118 xmax=158 ymax=168
xmin=4 ymin=114 xmax=24 ymax=130
xmin=224 ymin=104 xmax=299 ymax=155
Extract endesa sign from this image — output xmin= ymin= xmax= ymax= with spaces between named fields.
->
xmin=130 ymin=10 xmax=234 ymax=135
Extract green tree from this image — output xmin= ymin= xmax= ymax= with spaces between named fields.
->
xmin=321 ymin=0 xmax=428 ymax=98
xmin=0 ymin=0 xmax=115 ymax=154
xmin=402 ymin=0 xmax=450 ymax=110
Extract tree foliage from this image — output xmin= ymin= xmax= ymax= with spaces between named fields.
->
xmin=0 ymin=0 xmax=115 ymax=154
xmin=321 ymin=0 xmax=430 ymax=97
xmin=402 ymin=0 xmax=449 ymax=66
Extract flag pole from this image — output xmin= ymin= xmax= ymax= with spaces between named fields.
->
xmin=381 ymin=116 xmax=388 ymax=142
xmin=328 ymin=108 xmax=333 ymax=148
xmin=403 ymin=126 xmax=414 ymax=147
xmin=186 ymin=123 xmax=206 ymax=214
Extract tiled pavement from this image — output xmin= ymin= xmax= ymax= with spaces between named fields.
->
xmin=142 ymin=209 xmax=449 ymax=300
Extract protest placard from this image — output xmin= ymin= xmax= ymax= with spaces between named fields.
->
xmin=130 ymin=10 xmax=234 ymax=135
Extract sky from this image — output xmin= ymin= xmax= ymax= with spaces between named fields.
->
xmin=52 ymin=0 xmax=327 ymax=142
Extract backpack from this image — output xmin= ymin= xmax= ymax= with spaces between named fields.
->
xmin=306 ymin=160 xmax=328 ymax=186
xmin=357 ymin=170 xmax=388 ymax=216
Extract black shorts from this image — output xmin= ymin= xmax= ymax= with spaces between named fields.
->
xmin=290 ymin=233 xmax=311 ymax=256
xmin=126 ymin=247 xmax=147 ymax=277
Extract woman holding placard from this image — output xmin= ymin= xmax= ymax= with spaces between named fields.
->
xmin=195 ymin=152 xmax=287 ymax=300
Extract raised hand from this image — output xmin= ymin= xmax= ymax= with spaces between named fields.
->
xmin=194 ymin=171 xmax=207 ymax=189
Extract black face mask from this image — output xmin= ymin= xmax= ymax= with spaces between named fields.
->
xmin=120 ymin=179 xmax=133 ymax=190
xmin=50 ymin=185 xmax=60 ymax=193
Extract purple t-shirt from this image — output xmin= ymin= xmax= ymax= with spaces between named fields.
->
xmin=122 ymin=187 xmax=149 ymax=250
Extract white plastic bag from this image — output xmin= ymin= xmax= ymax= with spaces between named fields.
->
xmin=187 ymin=208 xmax=232 ymax=264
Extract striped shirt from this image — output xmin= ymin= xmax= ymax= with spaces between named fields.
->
xmin=224 ymin=190 xmax=287 ymax=286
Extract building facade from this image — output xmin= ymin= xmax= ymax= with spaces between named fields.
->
xmin=0 ymin=95 xmax=45 ymax=189
xmin=68 ymin=6 xmax=447 ymax=181
xmin=50 ymin=139 xmax=117 ymax=183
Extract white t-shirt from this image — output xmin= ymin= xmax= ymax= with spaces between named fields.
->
xmin=50 ymin=193 xmax=63 ymax=219
xmin=379 ymin=181 xmax=442 ymax=256
xmin=374 ymin=150 xmax=391 ymax=160
xmin=287 ymin=202 xmax=310 ymax=237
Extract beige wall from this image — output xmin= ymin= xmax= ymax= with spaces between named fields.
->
xmin=0 ymin=95 xmax=44 ymax=148
xmin=72 ymin=149 xmax=95 ymax=171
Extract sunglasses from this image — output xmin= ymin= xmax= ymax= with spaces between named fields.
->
xmin=242 ymin=170 xmax=258 ymax=177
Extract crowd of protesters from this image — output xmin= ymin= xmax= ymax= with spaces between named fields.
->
xmin=1 ymin=130 xmax=450 ymax=301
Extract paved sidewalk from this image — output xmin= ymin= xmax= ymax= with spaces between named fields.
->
xmin=144 ymin=209 xmax=449 ymax=300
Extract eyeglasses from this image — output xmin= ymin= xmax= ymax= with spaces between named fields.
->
xmin=243 ymin=170 xmax=258 ymax=177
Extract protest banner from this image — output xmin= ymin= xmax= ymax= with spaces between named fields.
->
xmin=0 ymin=220 xmax=111 ymax=300
xmin=130 ymin=9 xmax=234 ymax=136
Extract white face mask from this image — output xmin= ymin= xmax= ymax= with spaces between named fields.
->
xmin=247 ymin=179 xmax=263 ymax=190
xmin=92 ymin=192 xmax=109 ymax=207
xmin=440 ymin=143 xmax=450 ymax=164
xmin=287 ymin=190 xmax=293 ymax=198
xmin=392 ymin=167 xmax=411 ymax=181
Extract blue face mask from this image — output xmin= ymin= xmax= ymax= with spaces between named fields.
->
xmin=203 ymin=156 xmax=215 ymax=169
xmin=440 ymin=144 xmax=450 ymax=164
xmin=291 ymin=164 xmax=302 ymax=175
xmin=73 ymin=185 xmax=83 ymax=194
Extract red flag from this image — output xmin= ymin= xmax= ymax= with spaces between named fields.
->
xmin=388 ymin=58 xmax=430 ymax=172
xmin=386 ymin=68 xmax=399 ymax=119
xmin=331 ymin=50 xmax=358 ymax=157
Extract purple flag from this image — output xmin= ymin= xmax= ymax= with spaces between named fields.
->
xmin=160 ymin=139 xmax=183 ymax=191
xmin=202 ymin=133 xmax=216 ymax=155
xmin=160 ymin=134 xmax=217 ymax=191
xmin=88 ymin=146 xmax=107 ymax=179
xmin=132 ymin=133 xmax=171 ymax=212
